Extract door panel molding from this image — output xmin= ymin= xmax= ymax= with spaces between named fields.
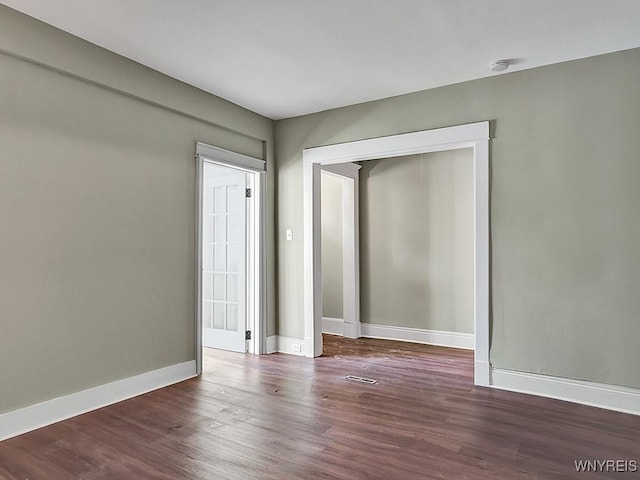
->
xmin=202 ymin=170 xmax=247 ymax=353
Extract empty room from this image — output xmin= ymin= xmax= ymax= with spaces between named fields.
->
xmin=1 ymin=1 xmax=640 ymax=479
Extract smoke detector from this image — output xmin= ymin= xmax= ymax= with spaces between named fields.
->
xmin=490 ymin=60 xmax=509 ymax=72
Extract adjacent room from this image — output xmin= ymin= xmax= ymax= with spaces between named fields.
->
xmin=320 ymin=150 xmax=475 ymax=350
xmin=1 ymin=1 xmax=640 ymax=478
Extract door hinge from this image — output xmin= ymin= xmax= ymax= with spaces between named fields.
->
xmin=245 ymin=330 xmax=252 ymax=340
xmin=245 ymin=188 xmax=252 ymax=198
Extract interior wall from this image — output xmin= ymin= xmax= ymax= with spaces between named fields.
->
xmin=275 ymin=47 xmax=640 ymax=389
xmin=360 ymin=150 xmax=474 ymax=333
xmin=320 ymin=172 xmax=344 ymax=319
xmin=0 ymin=5 xmax=274 ymax=415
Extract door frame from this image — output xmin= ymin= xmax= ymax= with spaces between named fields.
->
xmin=195 ymin=142 xmax=267 ymax=374
xmin=302 ymin=122 xmax=491 ymax=386
xmin=320 ymin=163 xmax=361 ymax=339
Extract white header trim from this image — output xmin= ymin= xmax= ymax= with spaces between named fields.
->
xmin=196 ymin=142 xmax=265 ymax=172
xmin=303 ymin=122 xmax=488 ymax=165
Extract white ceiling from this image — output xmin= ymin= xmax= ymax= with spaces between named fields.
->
xmin=3 ymin=0 xmax=640 ymax=120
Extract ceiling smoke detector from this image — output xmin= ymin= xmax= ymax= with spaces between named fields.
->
xmin=490 ymin=60 xmax=510 ymax=72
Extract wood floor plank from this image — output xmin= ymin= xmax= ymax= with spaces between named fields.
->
xmin=1 ymin=335 xmax=639 ymax=479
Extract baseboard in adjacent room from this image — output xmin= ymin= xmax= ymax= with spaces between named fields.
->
xmin=266 ymin=335 xmax=277 ymax=354
xmin=361 ymin=323 xmax=474 ymax=350
xmin=0 ymin=360 xmax=197 ymax=442
xmin=322 ymin=317 xmax=344 ymax=336
xmin=491 ymin=368 xmax=640 ymax=416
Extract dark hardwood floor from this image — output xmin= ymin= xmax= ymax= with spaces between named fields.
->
xmin=1 ymin=335 xmax=639 ymax=479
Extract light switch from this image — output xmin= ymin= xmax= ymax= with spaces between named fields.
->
xmin=286 ymin=229 xmax=293 ymax=241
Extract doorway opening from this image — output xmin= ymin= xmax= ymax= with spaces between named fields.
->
xmin=319 ymin=163 xmax=361 ymax=339
xmin=195 ymin=143 xmax=266 ymax=373
xmin=303 ymin=122 xmax=490 ymax=386
xmin=321 ymin=150 xmax=475 ymax=346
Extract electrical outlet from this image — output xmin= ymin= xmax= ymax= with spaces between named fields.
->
xmin=286 ymin=229 xmax=293 ymax=241
xmin=291 ymin=343 xmax=302 ymax=352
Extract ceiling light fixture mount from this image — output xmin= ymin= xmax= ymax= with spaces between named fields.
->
xmin=490 ymin=60 xmax=510 ymax=72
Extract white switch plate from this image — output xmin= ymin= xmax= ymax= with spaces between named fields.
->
xmin=286 ymin=229 xmax=293 ymax=241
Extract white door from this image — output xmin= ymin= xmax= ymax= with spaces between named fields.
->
xmin=202 ymin=164 xmax=247 ymax=352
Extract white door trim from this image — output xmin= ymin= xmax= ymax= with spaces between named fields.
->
xmin=303 ymin=122 xmax=491 ymax=386
xmin=195 ymin=144 xmax=267 ymax=374
xmin=197 ymin=142 xmax=266 ymax=172
xmin=321 ymin=164 xmax=361 ymax=339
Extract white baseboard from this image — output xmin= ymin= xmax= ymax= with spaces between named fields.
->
xmin=274 ymin=336 xmax=308 ymax=356
xmin=266 ymin=335 xmax=277 ymax=354
xmin=361 ymin=323 xmax=474 ymax=350
xmin=0 ymin=360 xmax=197 ymax=442
xmin=343 ymin=321 xmax=360 ymax=339
xmin=322 ymin=318 xmax=360 ymax=339
xmin=322 ymin=317 xmax=344 ymax=336
xmin=491 ymin=368 xmax=640 ymax=416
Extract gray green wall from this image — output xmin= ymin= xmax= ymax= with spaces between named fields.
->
xmin=321 ymin=172 xmax=344 ymax=319
xmin=360 ymin=151 xmax=474 ymax=333
xmin=0 ymin=5 xmax=275 ymax=414
xmin=275 ymin=47 xmax=640 ymax=389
